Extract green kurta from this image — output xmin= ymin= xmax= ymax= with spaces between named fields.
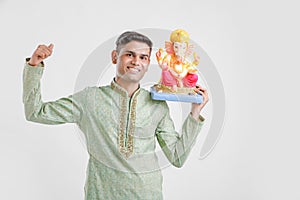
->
xmin=23 ymin=62 xmax=205 ymax=200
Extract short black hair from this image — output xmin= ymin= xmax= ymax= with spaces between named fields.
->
xmin=115 ymin=31 xmax=153 ymax=55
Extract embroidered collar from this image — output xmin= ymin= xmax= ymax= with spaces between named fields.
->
xmin=110 ymin=78 xmax=141 ymax=98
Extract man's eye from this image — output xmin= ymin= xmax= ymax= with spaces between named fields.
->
xmin=140 ymin=56 xmax=148 ymax=60
xmin=127 ymin=53 xmax=133 ymax=57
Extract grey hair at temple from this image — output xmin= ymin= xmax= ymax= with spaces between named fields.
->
xmin=115 ymin=31 xmax=153 ymax=55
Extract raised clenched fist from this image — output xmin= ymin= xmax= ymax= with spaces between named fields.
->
xmin=28 ymin=44 xmax=54 ymax=66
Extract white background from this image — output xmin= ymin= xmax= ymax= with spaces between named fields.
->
xmin=1 ymin=0 xmax=299 ymax=199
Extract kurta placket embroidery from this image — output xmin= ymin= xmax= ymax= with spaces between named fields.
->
xmin=111 ymin=81 xmax=139 ymax=158
xmin=125 ymin=92 xmax=138 ymax=157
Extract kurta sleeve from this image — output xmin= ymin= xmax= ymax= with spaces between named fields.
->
xmin=23 ymin=61 xmax=86 ymax=125
xmin=155 ymin=102 xmax=205 ymax=168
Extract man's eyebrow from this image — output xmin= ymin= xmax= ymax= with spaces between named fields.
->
xmin=124 ymin=50 xmax=149 ymax=57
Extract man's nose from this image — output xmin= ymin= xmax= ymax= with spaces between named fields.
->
xmin=131 ymin=56 xmax=140 ymax=65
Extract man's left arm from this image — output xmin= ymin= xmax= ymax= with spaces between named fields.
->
xmin=155 ymin=85 xmax=209 ymax=167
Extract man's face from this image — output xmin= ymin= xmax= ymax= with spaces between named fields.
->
xmin=112 ymin=41 xmax=151 ymax=84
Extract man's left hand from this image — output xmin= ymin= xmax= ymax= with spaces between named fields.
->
xmin=191 ymin=85 xmax=209 ymax=120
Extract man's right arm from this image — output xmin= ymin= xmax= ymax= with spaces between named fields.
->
xmin=23 ymin=44 xmax=85 ymax=125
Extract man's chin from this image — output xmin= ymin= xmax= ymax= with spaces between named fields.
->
xmin=121 ymin=76 xmax=140 ymax=83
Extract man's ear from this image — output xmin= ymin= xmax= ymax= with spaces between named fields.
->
xmin=111 ymin=50 xmax=117 ymax=64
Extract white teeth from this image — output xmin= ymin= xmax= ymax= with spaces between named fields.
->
xmin=128 ymin=67 xmax=139 ymax=73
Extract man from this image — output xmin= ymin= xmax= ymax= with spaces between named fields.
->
xmin=23 ymin=31 xmax=209 ymax=199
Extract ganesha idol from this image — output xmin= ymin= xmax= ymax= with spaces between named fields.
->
xmin=150 ymin=29 xmax=203 ymax=103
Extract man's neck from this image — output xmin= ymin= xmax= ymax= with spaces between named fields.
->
xmin=115 ymin=78 xmax=139 ymax=97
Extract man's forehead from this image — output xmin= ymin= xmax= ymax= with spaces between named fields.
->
xmin=120 ymin=47 xmax=150 ymax=56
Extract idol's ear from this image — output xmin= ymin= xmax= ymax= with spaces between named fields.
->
xmin=111 ymin=50 xmax=117 ymax=64
xmin=186 ymin=43 xmax=194 ymax=56
xmin=165 ymin=41 xmax=174 ymax=54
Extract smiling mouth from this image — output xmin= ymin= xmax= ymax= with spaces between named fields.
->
xmin=127 ymin=66 xmax=140 ymax=73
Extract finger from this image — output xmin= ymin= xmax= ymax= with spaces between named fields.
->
xmin=48 ymin=43 xmax=54 ymax=51
xmin=195 ymin=86 xmax=206 ymax=94
xmin=198 ymin=86 xmax=207 ymax=92
xmin=37 ymin=44 xmax=53 ymax=54
xmin=199 ymin=88 xmax=207 ymax=93
xmin=194 ymin=85 xmax=200 ymax=89
xmin=195 ymin=84 xmax=203 ymax=89
xmin=37 ymin=44 xmax=45 ymax=49
xmin=35 ymin=49 xmax=46 ymax=58
xmin=37 ymin=49 xmax=50 ymax=58
xmin=37 ymin=45 xmax=47 ymax=52
xmin=194 ymin=88 xmax=203 ymax=95
xmin=39 ymin=48 xmax=51 ymax=56
xmin=197 ymin=90 xmax=204 ymax=95
xmin=202 ymin=89 xmax=208 ymax=96
xmin=199 ymin=88 xmax=207 ymax=95
xmin=196 ymin=89 xmax=209 ymax=101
